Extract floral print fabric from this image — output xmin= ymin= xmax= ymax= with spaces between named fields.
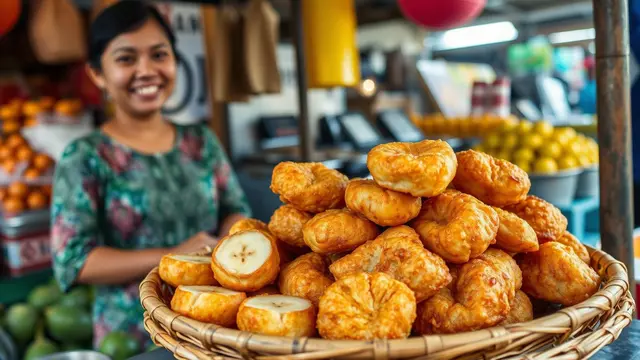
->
xmin=50 ymin=124 xmax=251 ymax=349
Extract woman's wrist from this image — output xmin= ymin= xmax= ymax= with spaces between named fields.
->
xmin=219 ymin=213 xmax=247 ymax=237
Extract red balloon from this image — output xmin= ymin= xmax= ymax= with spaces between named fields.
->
xmin=398 ymin=0 xmax=487 ymax=30
xmin=0 ymin=0 xmax=21 ymax=37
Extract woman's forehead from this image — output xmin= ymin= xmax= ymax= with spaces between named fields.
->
xmin=107 ymin=19 xmax=170 ymax=52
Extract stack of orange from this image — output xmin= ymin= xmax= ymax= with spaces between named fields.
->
xmin=0 ymin=133 xmax=54 ymax=176
xmin=0 ymin=96 xmax=83 ymax=132
xmin=0 ymin=182 xmax=52 ymax=214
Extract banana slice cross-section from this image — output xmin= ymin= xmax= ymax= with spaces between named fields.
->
xmin=170 ymin=285 xmax=246 ymax=327
xmin=159 ymin=254 xmax=217 ymax=288
xmin=237 ymin=295 xmax=316 ymax=337
xmin=211 ymin=230 xmax=280 ymax=292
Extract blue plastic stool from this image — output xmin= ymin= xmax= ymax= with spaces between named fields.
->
xmin=557 ymin=196 xmax=600 ymax=248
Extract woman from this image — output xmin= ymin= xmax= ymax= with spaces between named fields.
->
xmin=50 ymin=0 xmax=251 ymax=349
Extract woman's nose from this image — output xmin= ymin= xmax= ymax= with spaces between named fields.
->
xmin=136 ymin=56 xmax=157 ymax=77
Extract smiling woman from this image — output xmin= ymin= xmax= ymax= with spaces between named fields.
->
xmin=49 ymin=0 xmax=251 ymax=351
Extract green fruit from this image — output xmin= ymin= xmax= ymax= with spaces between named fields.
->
xmin=62 ymin=342 xmax=86 ymax=351
xmin=5 ymin=303 xmax=38 ymax=344
xmin=57 ymin=287 xmax=91 ymax=310
xmin=45 ymin=305 xmax=93 ymax=343
xmin=24 ymin=336 xmax=59 ymax=360
xmin=99 ymin=331 xmax=140 ymax=360
xmin=28 ymin=284 xmax=62 ymax=311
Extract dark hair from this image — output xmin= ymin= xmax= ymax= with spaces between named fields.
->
xmin=88 ymin=0 xmax=177 ymax=70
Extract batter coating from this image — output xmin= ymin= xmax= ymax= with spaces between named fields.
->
xmin=452 ymin=150 xmax=531 ymax=207
xmin=499 ymin=290 xmax=534 ymax=325
xmin=303 ymin=209 xmax=380 ymax=254
xmin=519 ymin=242 xmax=600 ymax=306
xmin=270 ymin=162 xmax=348 ymax=213
xmin=329 ymin=226 xmax=451 ymax=302
xmin=542 ymin=230 xmax=590 ymax=264
xmin=410 ymin=190 xmax=499 ymax=264
xmin=229 ymin=218 xmax=269 ymax=235
xmin=268 ymin=204 xmax=312 ymax=248
xmin=503 ymin=195 xmax=568 ymax=242
xmin=345 ymin=178 xmax=421 ymax=226
xmin=317 ymin=272 xmax=417 ymax=340
xmin=413 ymin=249 xmax=522 ymax=334
xmin=279 ymin=252 xmax=334 ymax=306
xmin=493 ymin=207 xmax=539 ymax=254
xmin=366 ymin=139 xmax=457 ymax=197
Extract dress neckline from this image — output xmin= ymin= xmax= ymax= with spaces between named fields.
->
xmin=96 ymin=122 xmax=183 ymax=158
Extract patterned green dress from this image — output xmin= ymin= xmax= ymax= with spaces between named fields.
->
xmin=50 ymin=123 xmax=252 ymax=349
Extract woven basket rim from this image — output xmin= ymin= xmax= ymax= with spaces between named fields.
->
xmin=140 ymin=245 xmax=632 ymax=359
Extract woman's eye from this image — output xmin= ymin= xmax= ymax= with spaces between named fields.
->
xmin=153 ymin=51 xmax=168 ymax=60
xmin=116 ymin=56 xmax=134 ymax=64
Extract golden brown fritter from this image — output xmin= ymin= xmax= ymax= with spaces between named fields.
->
xmin=413 ymin=249 xmax=522 ymax=334
xmin=519 ymin=242 xmax=600 ymax=306
xmin=410 ymin=190 xmax=499 ymax=264
xmin=345 ymin=178 xmax=422 ymax=226
xmin=270 ymin=162 xmax=348 ymax=213
xmin=541 ymin=230 xmax=590 ymax=264
xmin=503 ymin=195 xmax=568 ymax=242
xmin=366 ymin=139 xmax=457 ymax=197
xmin=329 ymin=226 xmax=451 ymax=302
xmin=493 ymin=207 xmax=539 ymax=254
xmin=452 ymin=150 xmax=531 ymax=207
xmin=303 ymin=209 xmax=380 ymax=254
xmin=317 ymin=272 xmax=416 ymax=340
xmin=268 ymin=204 xmax=312 ymax=248
xmin=499 ymin=290 xmax=533 ymax=325
xmin=279 ymin=252 xmax=334 ymax=306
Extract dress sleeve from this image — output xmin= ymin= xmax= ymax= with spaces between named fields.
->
xmin=202 ymin=127 xmax=252 ymax=221
xmin=50 ymin=141 xmax=102 ymax=292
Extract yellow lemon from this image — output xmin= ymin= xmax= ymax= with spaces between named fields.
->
xmin=513 ymin=148 xmax=535 ymax=163
xmin=558 ymin=156 xmax=579 ymax=170
xmin=540 ymin=142 xmax=563 ymax=159
xmin=516 ymin=121 xmax=534 ymax=135
xmin=577 ymin=155 xmax=592 ymax=167
xmin=503 ymin=133 xmax=519 ymax=149
xmin=484 ymin=132 xmax=501 ymax=149
xmin=533 ymin=157 xmax=558 ymax=173
xmin=497 ymin=151 xmax=511 ymax=162
xmin=533 ymin=120 xmax=555 ymax=138
xmin=521 ymin=134 xmax=544 ymax=150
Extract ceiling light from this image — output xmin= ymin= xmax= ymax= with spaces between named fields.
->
xmin=432 ymin=21 xmax=519 ymax=51
xmin=548 ymin=28 xmax=595 ymax=44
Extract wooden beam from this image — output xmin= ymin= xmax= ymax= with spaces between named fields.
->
xmin=200 ymin=4 xmax=231 ymax=155
xmin=593 ymin=0 xmax=636 ymax=299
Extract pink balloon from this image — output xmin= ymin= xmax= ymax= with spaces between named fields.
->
xmin=398 ymin=0 xmax=487 ymax=30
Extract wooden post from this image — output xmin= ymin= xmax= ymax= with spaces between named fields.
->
xmin=201 ymin=4 xmax=231 ymax=156
xmin=291 ymin=0 xmax=312 ymax=162
xmin=593 ymin=0 xmax=636 ymax=299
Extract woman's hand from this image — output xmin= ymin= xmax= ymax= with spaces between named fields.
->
xmin=171 ymin=232 xmax=219 ymax=254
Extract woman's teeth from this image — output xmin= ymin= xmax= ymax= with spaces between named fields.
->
xmin=135 ymin=86 xmax=159 ymax=95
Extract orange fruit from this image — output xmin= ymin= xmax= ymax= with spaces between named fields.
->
xmin=16 ymin=145 xmax=34 ymax=162
xmin=22 ymin=101 xmax=42 ymax=117
xmin=7 ymin=182 xmax=29 ymax=199
xmin=0 ymin=188 xmax=7 ymax=202
xmin=40 ymin=96 xmax=56 ymax=111
xmin=33 ymin=154 xmax=53 ymax=171
xmin=6 ymin=134 xmax=25 ymax=149
xmin=24 ymin=167 xmax=41 ymax=180
xmin=3 ymin=159 xmax=16 ymax=174
xmin=24 ymin=117 xmax=38 ymax=127
xmin=0 ymin=145 xmax=13 ymax=161
xmin=26 ymin=190 xmax=48 ymax=210
xmin=3 ymin=196 xmax=25 ymax=214
xmin=3 ymin=121 xmax=21 ymax=134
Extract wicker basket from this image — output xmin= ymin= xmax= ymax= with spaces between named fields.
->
xmin=140 ymin=246 xmax=635 ymax=360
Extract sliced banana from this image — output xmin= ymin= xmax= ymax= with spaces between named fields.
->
xmin=159 ymin=254 xmax=217 ymax=288
xmin=211 ymin=230 xmax=280 ymax=292
xmin=171 ymin=285 xmax=246 ymax=327
xmin=237 ymin=295 xmax=316 ymax=337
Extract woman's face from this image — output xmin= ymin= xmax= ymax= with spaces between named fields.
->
xmin=89 ymin=18 xmax=176 ymax=119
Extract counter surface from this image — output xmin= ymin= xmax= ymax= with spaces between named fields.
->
xmin=129 ymin=319 xmax=640 ymax=360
